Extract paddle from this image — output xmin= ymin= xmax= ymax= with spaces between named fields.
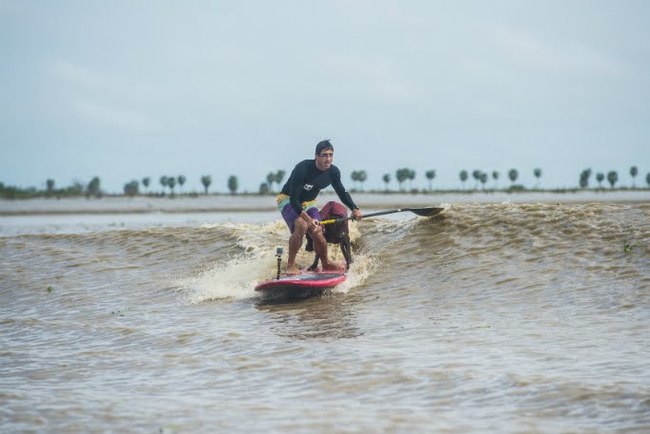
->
xmin=321 ymin=207 xmax=444 ymax=225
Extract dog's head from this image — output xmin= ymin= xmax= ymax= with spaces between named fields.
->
xmin=305 ymin=201 xmax=353 ymax=271
xmin=320 ymin=201 xmax=352 ymax=268
xmin=320 ymin=201 xmax=349 ymax=244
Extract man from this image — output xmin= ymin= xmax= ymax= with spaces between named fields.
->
xmin=277 ymin=139 xmax=362 ymax=274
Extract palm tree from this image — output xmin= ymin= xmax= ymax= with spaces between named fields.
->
xmin=406 ymin=169 xmax=416 ymax=190
xmin=358 ymin=170 xmax=367 ymax=191
xmin=533 ymin=168 xmax=542 ymax=188
xmin=630 ymin=166 xmax=638 ymax=188
xmin=201 ymin=175 xmax=212 ymax=195
xmin=167 ymin=176 xmax=176 ymax=196
xmin=266 ymin=172 xmax=276 ymax=192
xmin=87 ymin=177 xmax=101 ymax=198
xmin=142 ymin=177 xmax=151 ymax=194
xmin=274 ymin=170 xmax=286 ymax=187
xmin=396 ymin=168 xmax=409 ymax=191
xmin=607 ymin=171 xmax=618 ymax=189
xmin=492 ymin=171 xmax=499 ymax=189
xmin=508 ymin=169 xmax=518 ymax=186
xmin=596 ymin=172 xmax=605 ymax=189
xmin=579 ymin=169 xmax=592 ymax=189
xmin=459 ymin=170 xmax=468 ymax=190
xmin=479 ymin=172 xmax=488 ymax=191
xmin=351 ymin=170 xmax=368 ymax=191
xmin=472 ymin=170 xmax=481 ymax=190
xmin=46 ymin=179 xmax=55 ymax=197
xmin=266 ymin=170 xmax=286 ymax=193
xmin=228 ymin=175 xmax=238 ymax=195
xmin=177 ymin=175 xmax=186 ymax=194
xmin=160 ymin=176 xmax=169 ymax=195
xmin=124 ymin=180 xmax=139 ymax=197
xmin=382 ymin=173 xmax=391 ymax=192
xmin=351 ymin=171 xmax=360 ymax=190
xmin=425 ymin=170 xmax=436 ymax=191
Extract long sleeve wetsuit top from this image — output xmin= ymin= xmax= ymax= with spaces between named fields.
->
xmin=280 ymin=159 xmax=358 ymax=215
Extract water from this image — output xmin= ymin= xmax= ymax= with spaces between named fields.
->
xmin=1 ymin=196 xmax=649 ymax=433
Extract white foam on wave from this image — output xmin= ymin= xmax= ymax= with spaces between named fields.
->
xmin=180 ymin=252 xmax=277 ymax=303
xmin=179 ymin=221 xmax=288 ymax=303
xmin=334 ymin=252 xmax=376 ymax=294
xmin=179 ymin=219 xmax=378 ymax=302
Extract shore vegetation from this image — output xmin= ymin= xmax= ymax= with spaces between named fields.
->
xmin=1 ymin=167 xmax=648 ymax=199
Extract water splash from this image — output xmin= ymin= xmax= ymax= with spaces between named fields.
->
xmin=179 ymin=219 xmax=379 ymax=302
xmin=180 ymin=253 xmax=276 ymax=303
xmin=179 ymin=221 xmax=289 ymax=303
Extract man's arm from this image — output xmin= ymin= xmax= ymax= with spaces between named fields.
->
xmin=289 ymin=171 xmax=320 ymax=228
xmin=330 ymin=167 xmax=361 ymax=219
xmin=288 ymin=164 xmax=306 ymax=215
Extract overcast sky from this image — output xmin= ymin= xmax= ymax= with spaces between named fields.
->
xmin=1 ymin=0 xmax=649 ymax=193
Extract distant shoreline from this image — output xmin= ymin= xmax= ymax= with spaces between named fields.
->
xmin=1 ymin=190 xmax=648 ymax=216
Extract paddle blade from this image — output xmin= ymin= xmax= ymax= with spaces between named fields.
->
xmin=409 ymin=207 xmax=445 ymax=217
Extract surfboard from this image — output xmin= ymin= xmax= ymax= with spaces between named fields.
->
xmin=255 ymin=272 xmax=346 ymax=301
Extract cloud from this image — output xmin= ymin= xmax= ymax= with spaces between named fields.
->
xmin=2 ymin=1 xmax=647 ymax=192
xmin=74 ymin=101 xmax=162 ymax=132
xmin=48 ymin=59 xmax=159 ymax=99
xmin=489 ymin=25 xmax=627 ymax=79
xmin=45 ymin=59 xmax=162 ymax=132
xmin=318 ymin=52 xmax=416 ymax=104
xmin=49 ymin=60 xmax=103 ymax=88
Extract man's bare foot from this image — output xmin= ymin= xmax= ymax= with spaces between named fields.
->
xmin=285 ymin=265 xmax=302 ymax=275
xmin=321 ymin=261 xmax=346 ymax=272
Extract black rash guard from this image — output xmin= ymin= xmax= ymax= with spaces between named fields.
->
xmin=280 ymin=159 xmax=358 ymax=215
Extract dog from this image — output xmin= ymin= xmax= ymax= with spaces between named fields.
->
xmin=305 ymin=201 xmax=353 ymax=272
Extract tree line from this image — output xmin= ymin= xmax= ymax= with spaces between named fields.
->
xmin=1 ymin=166 xmax=648 ymax=199
xmin=344 ymin=166 xmax=646 ymax=193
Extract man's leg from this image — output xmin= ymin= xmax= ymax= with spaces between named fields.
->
xmin=304 ymin=206 xmax=344 ymax=272
xmin=309 ymin=225 xmax=344 ymax=272
xmin=286 ymin=217 xmax=308 ymax=274
xmin=280 ymin=202 xmax=305 ymax=274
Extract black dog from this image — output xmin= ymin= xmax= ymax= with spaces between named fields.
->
xmin=305 ymin=201 xmax=353 ymax=272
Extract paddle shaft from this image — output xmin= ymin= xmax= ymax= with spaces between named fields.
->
xmin=321 ymin=207 xmax=438 ymax=225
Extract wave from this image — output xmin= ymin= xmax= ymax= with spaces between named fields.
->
xmin=4 ymin=203 xmax=648 ymax=304
xmin=179 ymin=202 xmax=648 ymax=302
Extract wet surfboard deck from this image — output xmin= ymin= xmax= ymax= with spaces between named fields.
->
xmin=255 ymin=272 xmax=346 ymax=301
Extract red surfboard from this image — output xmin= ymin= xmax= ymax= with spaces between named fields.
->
xmin=255 ymin=272 xmax=346 ymax=301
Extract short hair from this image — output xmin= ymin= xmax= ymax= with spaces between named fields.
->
xmin=315 ymin=139 xmax=334 ymax=155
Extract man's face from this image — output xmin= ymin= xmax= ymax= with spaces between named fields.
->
xmin=315 ymin=148 xmax=334 ymax=170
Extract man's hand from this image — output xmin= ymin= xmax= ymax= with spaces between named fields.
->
xmin=302 ymin=212 xmax=320 ymax=228
xmin=352 ymin=209 xmax=362 ymax=221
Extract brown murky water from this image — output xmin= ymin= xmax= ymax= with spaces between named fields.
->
xmin=1 ymin=199 xmax=649 ymax=432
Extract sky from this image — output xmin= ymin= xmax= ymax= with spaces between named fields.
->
xmin=1 ymin=0 xmax=649 ymax=193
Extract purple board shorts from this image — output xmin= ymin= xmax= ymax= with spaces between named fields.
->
xmin=278 ymin=196 xmax=321 ymax=233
